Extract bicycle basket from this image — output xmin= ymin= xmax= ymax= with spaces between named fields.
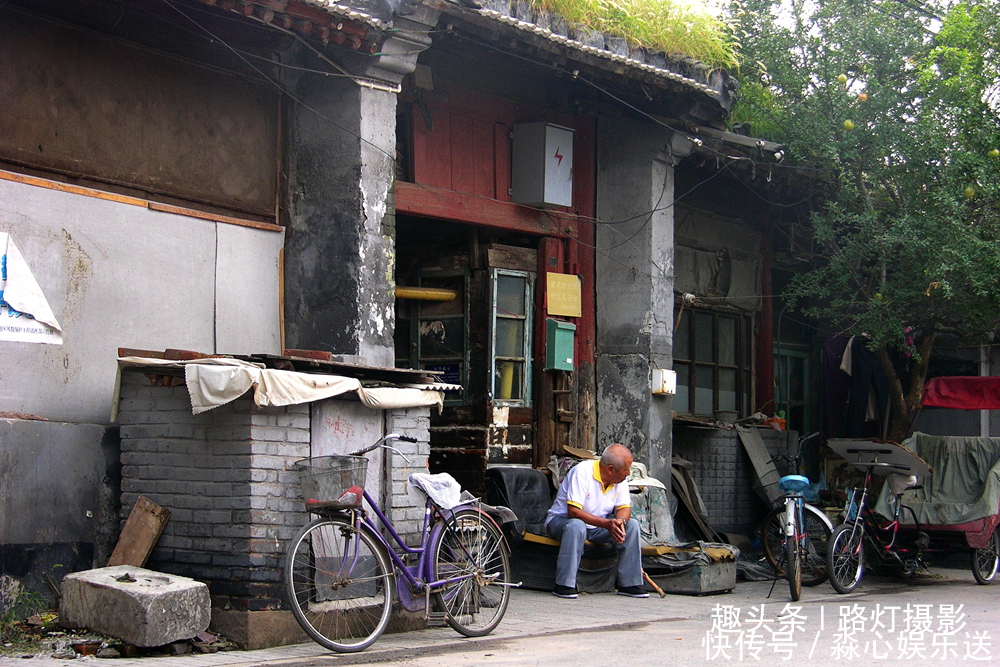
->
xmin=294 ymin=456 xmax=367 ymax=509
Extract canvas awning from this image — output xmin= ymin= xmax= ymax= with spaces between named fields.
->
xmin=922 ymin=376 xmax=1000 ymax=410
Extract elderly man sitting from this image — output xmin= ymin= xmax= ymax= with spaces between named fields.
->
xmin=544 ymin=443 xmax=648 ymax=599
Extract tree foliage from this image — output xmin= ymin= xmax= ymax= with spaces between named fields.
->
xmin=729 ymin=0 xmax=1000 ymax=439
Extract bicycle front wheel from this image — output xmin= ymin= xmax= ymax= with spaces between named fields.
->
xmin=827 ymin=521 xmax=865 ymax=594
xmin=762 ymin=505 xmax=832 ymax=586
xmin=284 ymin=516 xmax=393 ymax=652
xmin=786 ymin=521 xmax=802 ymax=601
xmin=431 ymin=509 xmax=511 ymax=637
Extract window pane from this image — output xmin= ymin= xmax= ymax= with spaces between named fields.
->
xmin=675 ymin=364 xmax=689 ymax=413
xmin=674 ymin=311 xmax=690 ymax=361
xmin=420 ymin=319 xmax=464 ymax=358
xmin=423 ymin=362 xmax=463 ymax=386
xmin=790 ymin=356 xmax=805 ymax=401
xmin=789 ymin=405 xmax=806 ymax=434
xmin=719 ymin=369 xmax=737 ymax=412
xmin=695 ymin=366 xmax=714 ymax=414
xmin=496 ymin=275 xmax=526 ymax=317
xmin=420 ymin=277 xmax=464 ymax=317
xmin=718 ymin=317 xmax=736 ymax=366
xmin=743 ymin=370 xmax=751 ymax=415
xmin=494 ymin=361 xmax=523 ymax=400
xmin=495 ymin=318 xmax=524 ymax=358
xmin=394 ymin=316 xmax=411 ymax=366
xmin=745 ymin=320 xmax=753 ymax=363
xmin=694 ymin=312 xmax=714 ymax=363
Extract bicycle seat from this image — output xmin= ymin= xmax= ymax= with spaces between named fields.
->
xmin=777 ymin=475 xmax=811 ymax=493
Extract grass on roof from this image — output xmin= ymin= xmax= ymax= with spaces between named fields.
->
xmin=529 ymin=0 xmax=738 ymax=69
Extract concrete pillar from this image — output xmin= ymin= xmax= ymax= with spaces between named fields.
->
xmin=282 ymin=6 xmax=439 ymax=367
xmin=283 ymin=78 xmax=397 ymax=367
xmin=595 ymin=117 xmax=677 ymax=482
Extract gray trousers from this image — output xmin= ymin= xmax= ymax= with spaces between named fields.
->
xmin=546 ymin=515 xmax=643 ymax=589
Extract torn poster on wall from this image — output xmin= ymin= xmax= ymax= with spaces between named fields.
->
xmin=0 ymin=232 xmax=63 ymax=344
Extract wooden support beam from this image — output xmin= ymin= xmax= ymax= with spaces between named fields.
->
xmin=396 ymin=182 xmax=578 ymax=238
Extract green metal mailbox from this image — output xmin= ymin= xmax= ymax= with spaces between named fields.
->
xmin=545 ymin=318 xmax=576 ymax=371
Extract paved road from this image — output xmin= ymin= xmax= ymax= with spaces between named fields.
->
xmin=4 ymin=567 xmax=996 ymax=667
xmin=384 ymin=570 xmax=998 ymax=666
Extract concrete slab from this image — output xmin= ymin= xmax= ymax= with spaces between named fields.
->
xmin=60 ymin=565 xmax=210 ymax=647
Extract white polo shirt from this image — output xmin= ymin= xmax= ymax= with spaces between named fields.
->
xmin=546 ymin=459 xmax=631 ymax=525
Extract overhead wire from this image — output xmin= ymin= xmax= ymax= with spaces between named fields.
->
xmin=158 ymin=0 xmax=821 ymax=220
xmin=158 ymin=0 xmax=821 ymax=278
xmin=158 ymin=0 xmax=398 ymax=163
xmin=445 ymin=29 xmax=832 ymax=181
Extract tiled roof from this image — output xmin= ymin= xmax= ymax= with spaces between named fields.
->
xmin=300 ymin=0 xmax=387 ymax=30
xmin=477 ymin=6 xmax=720 ymax=96
xmin=228 ymin=0 xmax=728 ymax=100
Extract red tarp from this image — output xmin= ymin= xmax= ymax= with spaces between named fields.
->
xmin=922 ymin=376 xmax=1000 ymax=410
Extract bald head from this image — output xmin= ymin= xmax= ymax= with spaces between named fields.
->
xmin=600 ymin=443 xmax=633 ymax=471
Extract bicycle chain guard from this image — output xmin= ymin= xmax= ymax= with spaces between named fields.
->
xmin=396 ymin=564 xmax=427 ymax=613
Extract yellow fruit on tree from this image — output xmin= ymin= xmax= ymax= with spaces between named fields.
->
xmin=837 ymin=73 xmax=848 ymax=84
xmin=965 ymin=187 xmax=976 ymax=199
xmin=989 ymin=149 xmax=1000 ymax=159
xmin=843 ymin=119 xmax=855 ymax=131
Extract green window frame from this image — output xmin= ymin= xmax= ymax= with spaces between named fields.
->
xmin=490 ymin=268 xmax=534 ymax=406
xmin=775 ymin=347 xmax=815 ymax=435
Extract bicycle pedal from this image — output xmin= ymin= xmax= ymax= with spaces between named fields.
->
xmin=424 ymin=611 xmax=449 ymax=627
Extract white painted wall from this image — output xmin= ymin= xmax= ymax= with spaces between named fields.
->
xmin=309 ymin=400 xmax=386 ymax=510
xmin=0 ymin=177 xmax=283 ymax=423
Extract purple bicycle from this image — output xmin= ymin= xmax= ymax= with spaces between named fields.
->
xmin=285 ymin=434 xmax=513 ymax=652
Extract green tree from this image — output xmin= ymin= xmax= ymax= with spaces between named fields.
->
xmin=729 ymin=0 xmax=1000 ymax=440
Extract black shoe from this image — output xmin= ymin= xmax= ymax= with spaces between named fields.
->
xmin=552 ymin=584 xmax=579 ymax=599
xmin=617 ymin=586 xmax=649 ymax=598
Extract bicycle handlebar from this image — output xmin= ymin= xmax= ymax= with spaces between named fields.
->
xmin=349 ymin=433 xmax=417 ymax=456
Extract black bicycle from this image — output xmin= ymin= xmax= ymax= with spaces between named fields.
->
xmin=759 ymin=432 xmax=834 ymax=590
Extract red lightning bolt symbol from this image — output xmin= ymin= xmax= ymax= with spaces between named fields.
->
xmin=554 ymin=147 xmax=564 ymax=166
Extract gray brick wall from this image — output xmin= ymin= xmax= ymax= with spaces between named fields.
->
xmin=118 ymin=371 xmax=308 ymax=611
xmin=672 ymin=427 xmax=794 ymax=536
xmin=118 ymin=370 xmax=435 ymax=612
xmin=385 ymin=410 xmax=431 ymax=543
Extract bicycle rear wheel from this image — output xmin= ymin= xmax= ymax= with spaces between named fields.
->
xmin=431 ymin=509 xmax=511 ymax=637
xmin=284 ymin=516 xmax=393 ymax=652
xmin=761 ymin=505 xmax=832 ymax=586
xmin=786 ymin=524 xmax=802 ymax=601
xmin=971 ymin=526 xmax=999 ymax=585
xmin=827 ymin=521 xmax=865 ymax=594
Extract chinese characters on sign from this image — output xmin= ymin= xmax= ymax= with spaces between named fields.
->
xmin=703 ymin=603 xmax=992 ymax=661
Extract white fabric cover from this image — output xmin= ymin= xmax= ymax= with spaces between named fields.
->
xmin=114 ymin=357 xmax=445 ymax=417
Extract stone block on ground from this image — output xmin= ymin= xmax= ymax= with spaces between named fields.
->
xmin=60 ymin=565 xmax=210 ymax=647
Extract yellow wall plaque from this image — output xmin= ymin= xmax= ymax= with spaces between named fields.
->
xmin=546 ymin=272 xmax=582 ymax=317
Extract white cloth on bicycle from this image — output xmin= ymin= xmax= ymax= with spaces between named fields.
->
xmin=408 ymin=472 xmax=463 ymax=510
xmin=887 ymin=473 xmax=918 ymax=497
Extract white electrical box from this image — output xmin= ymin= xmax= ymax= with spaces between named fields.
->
xmin=651 ymin=368 xmax=677 ymax=395
xmin=511 ymin=123 xmax=574 ymax=207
